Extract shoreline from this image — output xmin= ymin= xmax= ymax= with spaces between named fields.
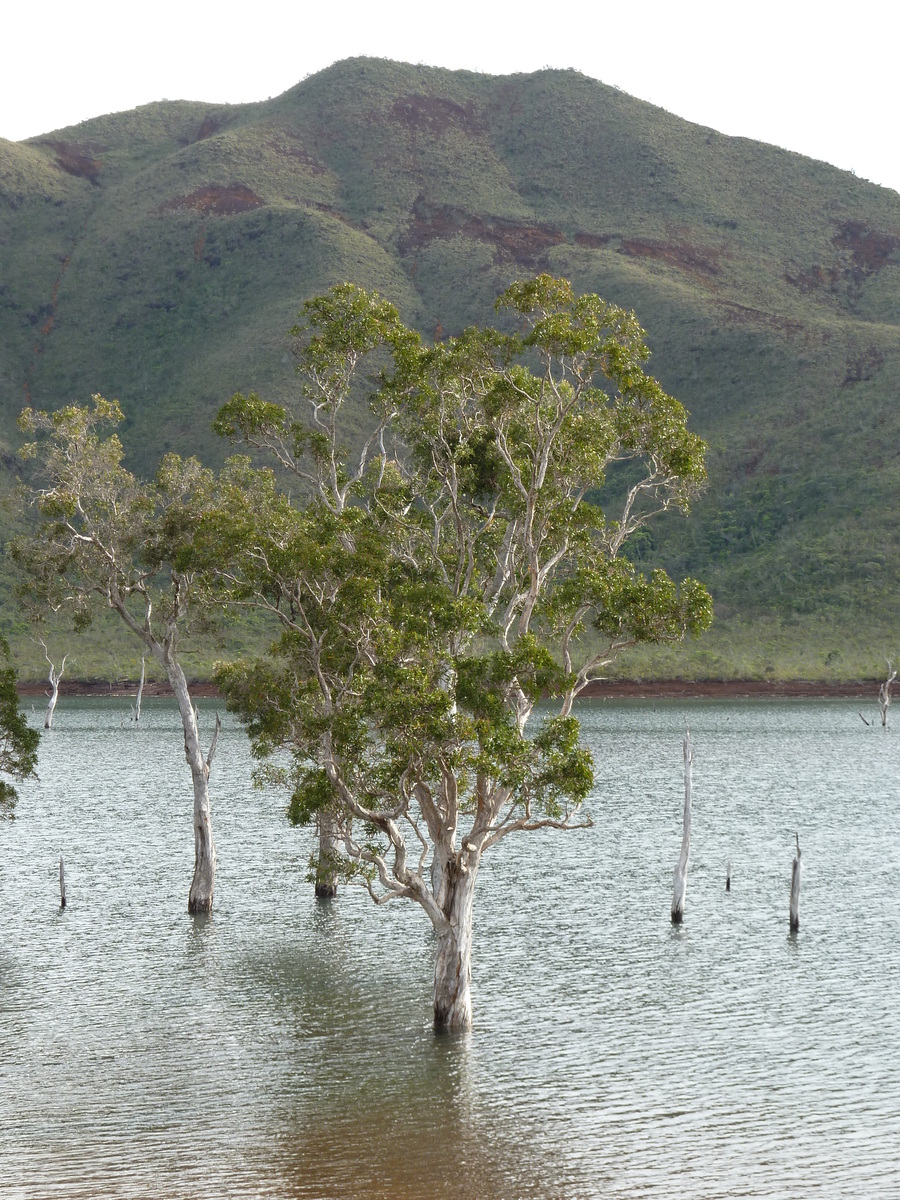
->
xmin=17 ymin=680 xmax=223 ymax=698
xmin=18 ymin=678 xmax=881 ymax=700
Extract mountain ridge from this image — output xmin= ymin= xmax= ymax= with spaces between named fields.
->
xmin=3 ymin=57 xmax=900 ymax=680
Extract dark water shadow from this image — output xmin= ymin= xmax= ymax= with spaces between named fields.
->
xmin=183 ymin=910 xmax=216 ymax=961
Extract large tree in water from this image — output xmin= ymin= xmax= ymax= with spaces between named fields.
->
xmin=14 ymin=399 xmax=221 ymax=912
xmin=211 ymin=276 xmax=713 ymax=1030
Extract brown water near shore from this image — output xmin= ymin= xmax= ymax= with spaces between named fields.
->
xmin=17 ymin=679 xmax=222 ymax=698
xmin=579 ymin=678 xmax=877 ymax=699
xmin=18 ymin=678 xmax=878 ymax=699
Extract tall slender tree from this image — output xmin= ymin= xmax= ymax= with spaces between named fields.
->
xmin=210 ymin=275 xmax=713 ymax=1029
xmin=13 ymin=398 xmax=221 ymax=911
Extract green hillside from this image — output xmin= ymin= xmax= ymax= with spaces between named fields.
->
xmin=2 ymin=57 xmax=900 ymax=682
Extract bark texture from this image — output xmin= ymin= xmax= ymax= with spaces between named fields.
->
xmin=789 ymin=834 xmax=801 ymax=932
xmin=315 ymin=811 xmax=340 ymax=898
xmin=671 ymin=729 xmax=692 ymax=924
xmin=433 ymin=863 xmax=478 ymax=1031
xmin=166 ymin=659 xmax=218 ymax=914
xmin=132 ymin=656 xmax=145 ymax=722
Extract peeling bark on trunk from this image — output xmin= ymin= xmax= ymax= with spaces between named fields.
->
xmin=671 ymin=728 xmax=692 ymax=924
xmin=433 ymin=861 xmax=478 ymax=1032
xmin=315 ymin=810 xmax=340 ymax=898
xmin=165 ymin=658 xmax=218 ymax=915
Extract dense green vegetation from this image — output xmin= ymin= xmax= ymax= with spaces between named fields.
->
xmin=0 ymin=633 xmax=39 ymax=809
xmin=2 ymin=57 xmax=900 ymax=681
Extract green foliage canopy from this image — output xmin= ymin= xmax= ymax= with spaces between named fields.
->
xmin=0 ymin=635 xmax=39 ymax=814
xmin=209 ymin=276 xmax=712 ymax=926
xmin=13 ymin=395 xmax=220 ymax=648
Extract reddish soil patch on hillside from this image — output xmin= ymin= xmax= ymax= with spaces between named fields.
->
xmin=785 ymin=220 xmax=899 ymax=297
xmin=718 ymin=300 xmax=803 ymax=336
xmin=574 ymin=232 xmax=612 ymax=249
xmin=161 ymin=185 xmax=265 ymax=216
xmin=400 ymin=198 xmax=564 ymax=265
xmin=784 ymin=263 xmax=840 ymax=293
xmin=268 ymin=134 xmax=328 ymax=174
xmin=619 ymin=237 xmax=724 ymax=279
xmin=196 ymin=113 xmax=228 ymax=141
xmin=25 ymin=250 xmax=73 ymax=387
xmin=389 ymin=95 xmax=481 ymax=136
xmin=834 ymin=220 xmax=899 ymax=279
xmin=43 ymin=141 xmax=102 ymax=184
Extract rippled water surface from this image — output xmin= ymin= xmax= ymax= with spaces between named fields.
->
xmin=2 ymin=697 xmax=900 ymax=1198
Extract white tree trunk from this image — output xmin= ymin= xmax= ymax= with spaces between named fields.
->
xmin=789 ymin=833 xmax=801 ymax=932
xmin=44 ymin=682 xmax=60 ymax=730
xmin=433 ymin=861 xmax=478 ymax=1031
xmin=879 ymin=666 xmax=896 ymax=728
xmin=42 ymin=649 xmax=68 ymax=730
xmin=671 ymin=728 xmax=692 ymax=924
xmin=315 ymin=810 xmax=340 ymax=898
xmin=165 ymin=657 xmax=218 ymax=914
xmin=132 ymin=656 xmax=145 ymax=722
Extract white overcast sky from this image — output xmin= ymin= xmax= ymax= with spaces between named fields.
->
xmin=4 ymin=0 xmax=898 ymax=195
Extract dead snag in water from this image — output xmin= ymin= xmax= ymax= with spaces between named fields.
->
xmin=789 ymin=832 xmax=801 ymax=932
xmin=878 ymin=662 xmax=896 ymax=728
xmin=37 ymin=639 xmax=68 ymax=730
xmin=726 ymin=861 xmax=731 ymax=892
xmin=131 ymin=655 xmax=145 ymax=722
xmin=671 ymin=727 xmax=692 ymax=924
xmin=59 ymin=855 xmax=66 ymax=909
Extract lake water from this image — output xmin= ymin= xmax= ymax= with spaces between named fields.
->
xmin=1 ymin=697 xmax=899 ymax=1198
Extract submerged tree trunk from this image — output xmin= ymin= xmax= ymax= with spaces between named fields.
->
xmin=879 ymin=665 xmax=896 ymax=728
xmin=315 ymin=810 xmax=340 ymax=898
xmin=433 ymin=860 xmax=479 ymax=1032
xmin=789 ymin=833 xmax=801 ymax=932
xmin=45 ymin=678 xmax=60 ymax=730
xmin=42 ymin=648 xmax=68 ymax=730
xmin=671 ymin=728 xmax=692 ymax=924
xmin=164 ymin=656 xmax=219 ymax=914
xmin=132 ymin=656 xmax=145 ymax=722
